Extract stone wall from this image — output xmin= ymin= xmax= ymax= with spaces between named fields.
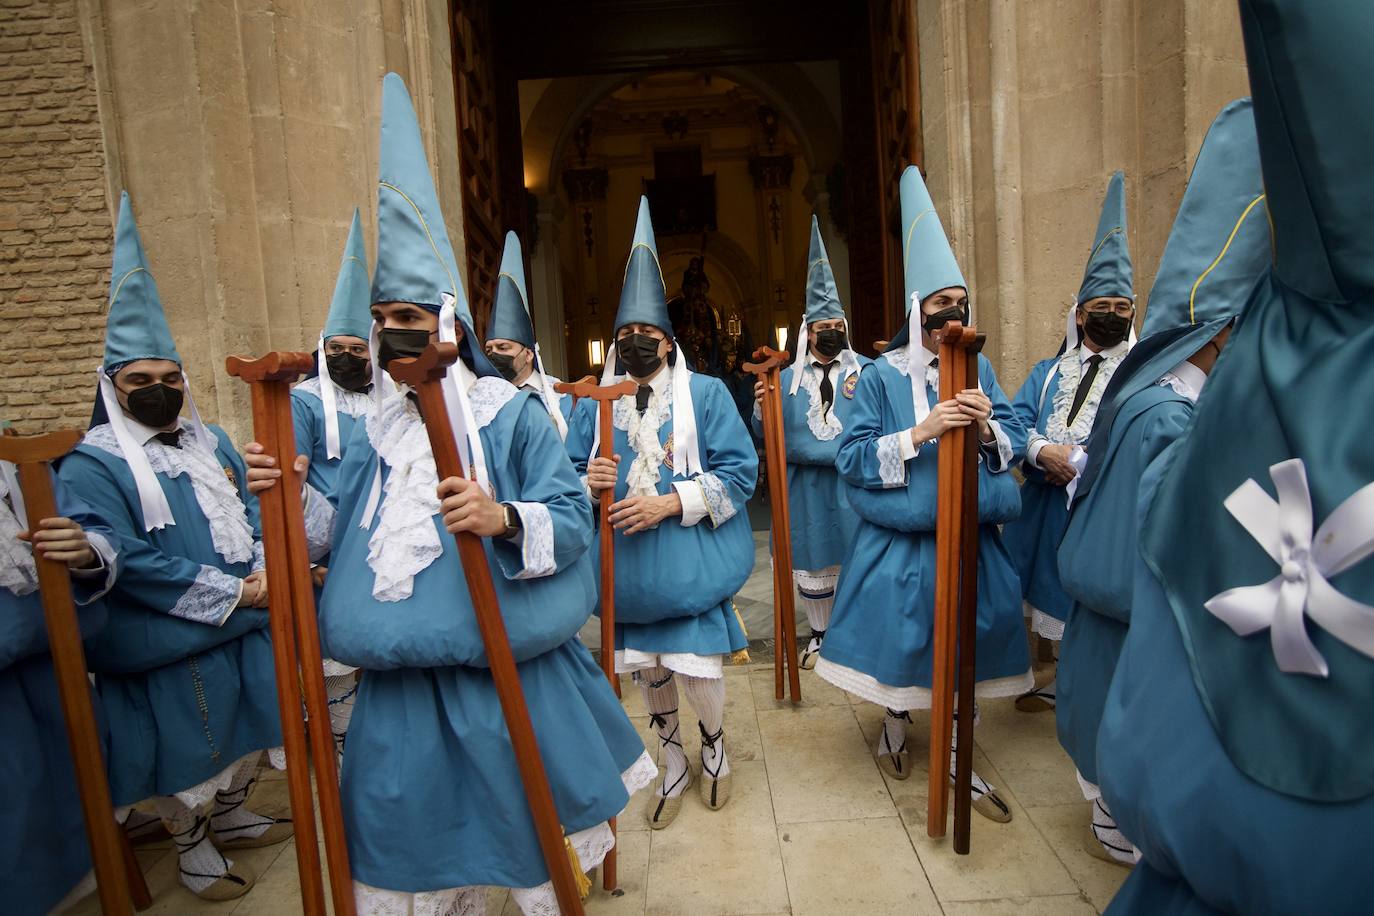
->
xmin=918 ymin=0 xmax=1251 ymax=390
xmin=0 ymin=0 xmax=111 ymax=431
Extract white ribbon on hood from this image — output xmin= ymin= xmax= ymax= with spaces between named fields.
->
xmin=316 ymin=333 xmax=344 ymax=461
xmin=1205 ymin=458 xmax=1374 ymax=678
xmin=532 ymin=342 xmax=568 ymax=440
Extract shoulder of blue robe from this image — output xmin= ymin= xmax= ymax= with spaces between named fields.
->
xmin=318 ymin=388 xmax=597 ymax=669
xmin=1009 ymin=354 xmax=1062 ymax=438
xmin=1058 ymin=385 xmax=1192 ymax=621
xmin=685 ymin=371 xmax=759 ymax=514
xmin=0 ymin=478 xmax=114 ymax=670
xmin=58 ymin=427 xmax=267 ymax=675
xmin=837 ymin=354 xmax=1022 ymax=532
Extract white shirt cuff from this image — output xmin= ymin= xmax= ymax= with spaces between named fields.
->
xmin=673 ymin=479 xmax=709 ymax=527
xmin=898 ymin=428 xmax=919 ymax=461
xmin=1026 ymin=435 xmax=1048 ymax=469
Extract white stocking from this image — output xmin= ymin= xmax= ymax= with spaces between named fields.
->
xmin=881 ymin=708 xmax=910 ymax=755
xmin=795 ymin=566 xmax=838 ymax=645
xmin=155 ymin=796 xmax=233 ymax=894
xmin=637 ymin=666 xmax=688 ymax=798
xmin=210 ymin=754 xmax=282 ymax=843
xmin=1092 ymin=797 xmax=1138 ymax=864
xmin=326 ymin=672 xmax=358 ymax=758
xmin=681 ymin=674 xmax=729 ymax=780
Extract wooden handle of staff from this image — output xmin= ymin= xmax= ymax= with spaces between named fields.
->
xmin=927 ymin=322 xmax=977 ymax=838
xmin=0 ymin=430 xmax=134 ymax=915
xmin=743 ymin=346 xmax=801 ymax=704
xmin=226 ymin=352 xmax=357 ymax=915
xmin=952 ymin=334 xmax=985 ymax=855
xmin=559 ymin=375 xmax=599 ymax=406
xmin=390 ymin=344 xmax=587 ymax=916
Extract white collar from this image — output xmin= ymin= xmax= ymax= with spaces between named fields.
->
xmin=918 ymin=344 xmax=938 ymax=369
xmin=1080 ymin=340 xmax=1129 ymax=365
xmin=124 ymin=414 xmax=188 ymax=446
xmin=631 ymin=364 xmax=671 ymax=395
xmin=1162 ymin=359 xmax=1209 ymax=402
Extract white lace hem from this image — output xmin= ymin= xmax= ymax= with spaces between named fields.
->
xmin=1029 ymin=605 xmax=1065 ymax=641
xmin=813 ymin=656 xmax=1034 ymax=709
xmin=353 ymin=750 xmax=657 ymax=916
xmin=616 ymin=648 xmax=723 ymax=679
xmin=296 ymin=375 xmax=375 ymax=419
xmin=794 ymin=565 xmax=841 ymax=594
xmin=169 ymin=565 xmax=241 ymax=626
xmin=506 ymin=501 xmax=555 ymax=580
xmin=874 ymin=432 xmax=909 ymax=488
xmin=172 ymin=747 xmax=285 ymax=811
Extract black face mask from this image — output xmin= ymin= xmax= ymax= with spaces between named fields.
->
xmin=812 ymin=328 xmax=847 ymax=359
xmin=377 ymin=328 xmax=432 ymax=371
xmin=325 ymin=352 xmax=371 ymax=391
xmin=1082 ymin=311 xmax=1132 ymax=348
xmin=922 ymin=305 xmax=969 ymax=335
xmin=618 ymin=333 xmax=664 ymax=378
xmin=485 ymin=351 xmax=520 ymax=383
xmin=124 ymin=383 xmax=184 ymax=429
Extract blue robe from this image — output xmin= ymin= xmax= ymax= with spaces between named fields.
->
xmin=1096 ymin=449 xmax=1374 ymax=915
xmin=565 ymin=371 xmax=758 ymax=659
xmin=1002 ymin=355 xmax=1074 ymax=623
xmin=317 ymin=383 xmax=644 ymax=892
xmin=0 ymin=484 xmax=115 ymax=916
xmin=57 ymin=425 xmax=281 ymax=805
xmin=819 ymin=350 xmax=1031 ymax=693
xmin=750 ymin=357 xmax=871 ymax=571
xmin=290 ymin=376 xmax=371 ymax=496
xmin=1055 ymin=383 xmax=1192 ymax=785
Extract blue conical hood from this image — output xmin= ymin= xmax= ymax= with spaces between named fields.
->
xmin=888 ymin=166 xmax=965 ymax=349
xmin=1242 ymin=0 xmax=1374 ymax=302
xmin=803 ymin=215 xmax=844 ymax=323
xmin=485 ymin=231 xmax=536 ymax=349
xmin=612 ymin=197 xmax=672 ymax=335
xmin=1077 ymin=171 xmax=1134 ymax=303
xmin=322 ymin=208 xmax=373 ymax=341
xmin=103 ymin=192 xmax=181 ymax=368
xmin=371 ymin=73 xmax=468 ymax=320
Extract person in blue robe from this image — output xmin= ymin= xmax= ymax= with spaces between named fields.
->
xmin=750 ymin=216 xmax=871 ymax=669
xmin=484 ymin=230 xmax=574 ymax=439
xmin=248 ymin=74 xmax=650 ymax=915
xmin=1054 ymin=97 xmax=1269 ymax=868
xmin=1003 ymin=172 xmax=1136 ymax=713
xmin=289 ymin=208 xmax=374 ymax=760
xmin=1095 ymin=2 xmax=1374 ymax=910
xmin=566 ymin=196 xmax=758 ymax=829
xmin=814 ymin=165 xmax=1030 ymax=823
xmin=57 ymin=193 xmax=290 ymax=902
xmin=0 ymin=464 xmax=119 ymax=916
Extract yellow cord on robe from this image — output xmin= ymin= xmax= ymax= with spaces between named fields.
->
xmin=565 ymin=834 xmax=591 ymax=899
xmin=730 ymin=600 xmax=752 ymax=665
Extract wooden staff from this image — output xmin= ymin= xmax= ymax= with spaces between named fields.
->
xmin=554 ymin=375 xmax=635 ymax=894
xmin=390 ymin=343 xmax=587 ymax=915
xmin=926 ymin=322 xmax=978 ymax=838
xmin=952 ymin=334 xmax=985 ymax=854
xmin=225 ymin=353 xmax=356 ymax=916
xmin=742 ymin=346 xmax=802 ymax=704
xmin=0 ymin=430 xmax=145 ymax=914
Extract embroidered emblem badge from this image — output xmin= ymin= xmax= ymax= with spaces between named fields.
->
xmin=223 ymin=466 xmax=238 ymax=488
xmin=842 ymin=374 xmax=859 ymax=399
xmin=662 ymin=432 xmax=674 ymax=470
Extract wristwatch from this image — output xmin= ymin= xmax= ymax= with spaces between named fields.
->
xmin=499 ymin=502 xmax=522 ymax=540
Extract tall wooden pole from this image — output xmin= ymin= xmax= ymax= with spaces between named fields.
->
xmin=390 ymin=344 xmax=587 ymax=916
xmin=952 ymin=334 xmax=985 ymax=854
xmin=225 ymin=352 xmax=356 ymax=916
xmin=743 ymin=347 xmax=802 ymax=704
xmin=0 ymin=431 xmax=136 ymax=915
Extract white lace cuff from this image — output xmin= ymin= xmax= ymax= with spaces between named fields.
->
xmin=674 ymin=479 xmax=709 ymax=527
xmin=302 ymin=485 xmax=336 ymax=562
xmin=503 ymin=501 xmax=556 ymax=580
xmin=251 ymin=540 xmax=265 ymax=574
xmin=1026 ymin=435 xmax=1048 ymax=469
xmin=875 ymin=431 xmax=912 ymax=488
xmin=982 ymin=419 xmax=1013 ymax=472
xmin=170 ymin=565 xmax=243 ymax=626
xmin=70 ymin=530 xmax=118 ymax=603
xmin=695 ymin=472 xmax=738 ymax=528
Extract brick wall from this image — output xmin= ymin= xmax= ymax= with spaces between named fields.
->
xmin=0 ymin=0 xmax=110 ymax=432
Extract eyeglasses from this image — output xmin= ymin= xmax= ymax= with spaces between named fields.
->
xmin=325 ymin=343 xmax=371 ymax=358
xmin=1082 ymin=302 xmax=1135 ymax=316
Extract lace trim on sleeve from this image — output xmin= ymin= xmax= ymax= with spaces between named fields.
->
xmin=696 ymin=472 xmax=737 ymax=527
xmin=0 ymin=491 xmax=37 ymax=596
xmin=302 ymin=485 xmax=336 ymax=562
xmin=251 ymin=540 xmax=265 ymax=574
xmin=74 ymin=530 xmax=119 ymax=602
xmin=875 ymin=432 xmax=910 ymax=488
xmin=170 ymin=565 xmax=242 ymax=626
xmin=506 ymin=500 xmax=555 ymax=580
xmin=982 ymin=418 xmax=1014 ymax=472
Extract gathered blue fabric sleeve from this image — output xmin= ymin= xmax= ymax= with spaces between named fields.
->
xmin=680 ymin=377 xmax=759 ymax=529
xmin=836 ymin=362 xmax=909 ymax=490
xmin=978 ymin=354 xmax=1026 ymax=473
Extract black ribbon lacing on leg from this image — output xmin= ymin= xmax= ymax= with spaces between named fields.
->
xmin=699 ymin=722 xmax=726 ymax=807
xmin=212 ymin=776 xmax=289 ymax=837
xmin=172 ymin=815 xmax=244 ymax=886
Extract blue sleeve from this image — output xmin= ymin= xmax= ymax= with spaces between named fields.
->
xmin=980 ymin=355 xmax=1027 ymax=471
xmin=290 ymin=389 xmax=319 ymax=467
xmin=836 ymin=363 xmax=908 ymax=490
xmin=685 ymin=377 xmax=759 ymax=527
xmin=564 ymin=397 xmax=597 ymax=474
xmin=52 ymin=475 xmax=120 ymax=605
xmin=1009 ymin=358 xmax=1055 ymax=441
xmin=492 ymin=394 xmax=595 ymax=579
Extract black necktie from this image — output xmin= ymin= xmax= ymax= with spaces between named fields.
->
xmin=635 ymin=385 xmax=652 ymax=413
xmin=814 ymin=362 xmax=835 ymax=414
xmin=154 ymin=429 xmax=183 ymax=448
xmin=1067 ymin=355 xmax=1104 ymax=425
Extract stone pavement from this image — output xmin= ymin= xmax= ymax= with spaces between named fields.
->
xmin=69 ymin=656 xmax=1128 ymax=915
